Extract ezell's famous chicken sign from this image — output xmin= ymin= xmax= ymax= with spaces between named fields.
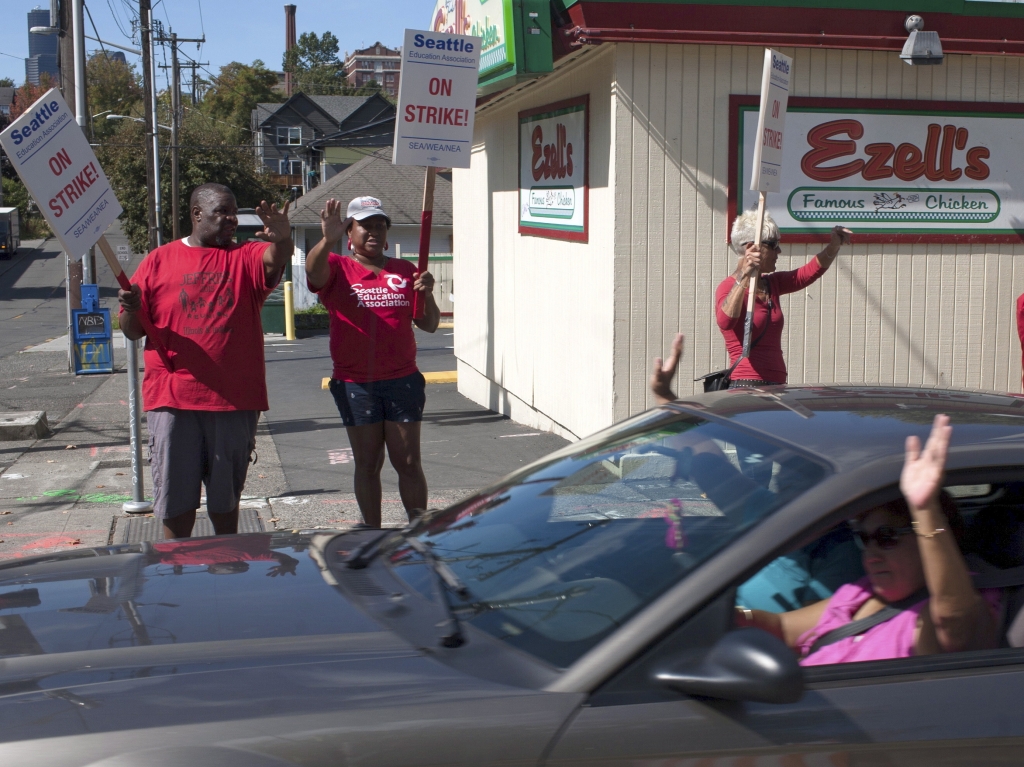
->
xmin=735 ymin=97 xmax=1021 ymax=240
xmin=0 ymin=89 xmax=122 ymax=257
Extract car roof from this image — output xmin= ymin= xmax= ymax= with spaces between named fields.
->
xmin=668 ymin=384 xmax=1024 ymax=471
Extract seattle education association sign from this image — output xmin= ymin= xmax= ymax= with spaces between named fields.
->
xmin=732 ymin=96 xmax=1024 ymax=242
xmin=519 ymin=96 xmax=588 ymax=242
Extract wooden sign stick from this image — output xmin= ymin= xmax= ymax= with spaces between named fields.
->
xmin=413 ymin=166 xmax=437 ymax=320
xmin=96 ymin=235 xmax=173 ymax=370
xmin=740 ymin=191 xmax=767 ymax=359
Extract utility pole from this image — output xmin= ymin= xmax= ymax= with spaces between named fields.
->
xmin=170 ymin=32 xmax=180 ymax=239
xmin=139 ymin=0 xmax=157 ymax=251
xmin=156 ymin=31 xmax=205 ymax=241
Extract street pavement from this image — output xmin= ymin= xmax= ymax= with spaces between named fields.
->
xmin=0 ymin=230 xmax=569 ymax=559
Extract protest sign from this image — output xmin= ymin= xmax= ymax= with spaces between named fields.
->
xmin=393 ymin=28 xmax=481 ymax=170
xmin=0 ymin=89 xmax=122 ymax=259
xmin=393 ymin=27 xmax=481 ymax=316
xmin=750 ymin=49 xmax=792 ymax=194
xmin=744 ymin=49 xmax=793 ymax=357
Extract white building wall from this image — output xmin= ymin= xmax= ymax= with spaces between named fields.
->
xmin=453 ymin=47 xmax=618 ymax=440
xmin=613 ymin=44 xmax=1024 ymax=422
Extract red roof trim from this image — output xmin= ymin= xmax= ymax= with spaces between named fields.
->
xmin=563 ymin=3 xmax=1024 ymax=56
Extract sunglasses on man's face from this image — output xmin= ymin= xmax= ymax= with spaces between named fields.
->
xmin=853 ymin=525 xmax=914 ymax=550
xmin=762 ymin=240 xmax=780 ymax=250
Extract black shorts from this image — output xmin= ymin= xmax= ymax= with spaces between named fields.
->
xmin=329 ymin=372 xmax=426 ymax=427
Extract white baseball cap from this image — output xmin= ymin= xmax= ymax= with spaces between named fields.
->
xmin=346 ymin=196 xmax=391 ymax=225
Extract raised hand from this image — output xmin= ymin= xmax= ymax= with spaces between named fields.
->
xmin=319 ymin=198 xmax=347 ymax=244
xmin=901 ymin=414 xmax=951 ymax=511
xmin=830 ymin=226 xmax=853 ymax=249
xmin=650 ymin=332 xmax=685 ymax=404
xmin=254 ymin=199 xmax=291 ymax=244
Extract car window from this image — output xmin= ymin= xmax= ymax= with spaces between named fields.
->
xmin=735 ymin=479 xmax=1024 ymax=670
xmin=385 ymin=412 xmax=830 ymax=668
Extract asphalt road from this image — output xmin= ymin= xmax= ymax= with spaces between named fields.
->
xmin=262 ymin=329 xmax=568 ymax=506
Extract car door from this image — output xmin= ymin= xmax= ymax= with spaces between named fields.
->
xmin=544 ymin=470 xmax=1024 ymax=766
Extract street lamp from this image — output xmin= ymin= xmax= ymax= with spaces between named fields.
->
xmin=106 ymin=114 xmax=171 ymax=131
xmin=31 ymin=24 xmax=142 ymax=56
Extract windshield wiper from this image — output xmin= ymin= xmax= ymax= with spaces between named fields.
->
xmin=406 ymin=536 xmax=469 ymax=648
xmin=344 ymin=514 xmax=433 ymax=569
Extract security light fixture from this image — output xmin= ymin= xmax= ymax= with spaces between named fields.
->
xmin=901 ymin=15 xmax=943 ymax=66
xmin=29 ymin=26 xmax=60 ymax=35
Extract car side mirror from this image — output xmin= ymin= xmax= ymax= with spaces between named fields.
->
xmin=654 ymin=628 xmax=803 ymax=704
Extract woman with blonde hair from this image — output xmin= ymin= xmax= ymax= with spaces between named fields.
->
xmin=716 ymin=211 xmax=852 ymax=388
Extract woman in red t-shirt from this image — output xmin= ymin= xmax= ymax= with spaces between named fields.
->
xmin=306 ymin=196 xmax=440 ymax=528
xmin=716 ymin=210 xmax=852 ymax=388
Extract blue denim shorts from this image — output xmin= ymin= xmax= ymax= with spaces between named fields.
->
xmin=329 ymin=371 xmax=426 ymax=426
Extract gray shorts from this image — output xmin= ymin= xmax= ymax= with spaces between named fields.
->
xmin=147 ymin=408 xmax=260 ymax=520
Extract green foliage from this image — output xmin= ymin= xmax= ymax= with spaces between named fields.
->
xmin=1 ymin=177 xmax=51 ymax=238
xmin=201 ymin=60 xmax=282 ymax=143
xmin=282 ymin=31 xmax=353 ymax=96
xmin=11 ymin=73 xmax=56 ymax=119
xmin=0 ymin=77 xmax=14 ymax=88
xmin=97 ymin=113 xmax=284 ymax=253
xmin=87 ymin=53 xmax=144 ymax=140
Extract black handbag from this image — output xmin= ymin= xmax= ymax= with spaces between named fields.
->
xmin=695 ymin=315 xmax=769 ymax=393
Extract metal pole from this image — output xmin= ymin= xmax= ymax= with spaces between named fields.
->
xmin=284 ymin=281 xmax=295 ymax=340
xmin=72 ymin=0 xmax=95 ymax=285
xmin=170 ymin=33 xmax=180 ymax=240
xmin=149 ymin=8 xmax=162 ymax=246
xmin=123 ymin=335 xmax=152 ymax=513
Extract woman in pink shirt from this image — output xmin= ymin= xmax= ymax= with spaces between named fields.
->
xmin=735 ymin=415 xmax=999 ymax=665
xmin=716 ymin=210 xmax=851 ymax=388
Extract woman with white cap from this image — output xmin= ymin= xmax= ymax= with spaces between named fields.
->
xmin=306 ymin=196 xmax=440 ymax=528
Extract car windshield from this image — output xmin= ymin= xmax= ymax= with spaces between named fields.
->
xmin=386 ymin=410 xmax=830 ymax=667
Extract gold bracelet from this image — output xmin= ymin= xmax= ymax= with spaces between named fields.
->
xmin=912 ymin=520 xmax=946 ymax=539
xmin=735 ymin=607 xmax=753 ymax=625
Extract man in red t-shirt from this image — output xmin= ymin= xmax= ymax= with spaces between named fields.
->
xmin=117 ymin=183 xmax=292 ymax=539
xmin=306 ymin=196 xmax=439 ymax=528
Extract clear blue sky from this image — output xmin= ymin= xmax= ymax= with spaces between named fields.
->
xmin=1 ymin=0 xmax=431 ymax=89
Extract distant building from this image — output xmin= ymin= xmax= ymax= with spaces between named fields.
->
xmin=343 ymin=42 xmax=401 ymax=98
xmin=251 ymin=92 xmax=395 ymax=191
xmin=0 ymin=87 xmax=14 ymax=117
xmin=92 ymin=50 xmax=127 ymax=65
xmin=26 ymin=7 xmax=59 ymax=86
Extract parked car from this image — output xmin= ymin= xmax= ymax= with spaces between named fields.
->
xmin=2 ymin=385 xmax=1024 ymax=766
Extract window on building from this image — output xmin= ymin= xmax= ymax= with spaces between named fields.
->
xmin=276 ymin=127 xmax=301 ymax=145
xmin=385 ymin=74 xmax=394 ymax=83
xmin=279 ymin=159 xmax=302 ymax=175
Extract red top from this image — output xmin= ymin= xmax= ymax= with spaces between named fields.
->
xmin=715 ymin=257 xmax=827 ymax=384
xmin=122 ymin=238 xmax=277 ymax=411
xmin=1017 ymin=293 xmax=1024 ymax=390
xmin=311 ymin=254 xmax=419 ymax=383
xmin=150 ymin=536 xmax=276 ymax=565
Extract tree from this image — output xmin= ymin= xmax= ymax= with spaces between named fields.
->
xmin=0 ymin=78 xmax=15 ymax=88
xmin=283 ymin=31 xmax=350 ymax=95
xmin=11 ymin=73 xmax=56 ymax=119
xmin=98 ymin=112 xmax=283 ymax=252
xmin=201 ymin=60 xmax=282 ymax=143
xmin=87 ymin=53 xmax=144 ymax=140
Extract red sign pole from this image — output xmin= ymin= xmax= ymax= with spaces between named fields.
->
xmin=414 ymin=166 xmax=437 ymax=320
xmin=96 ymin=235 xmax=173 ymax=370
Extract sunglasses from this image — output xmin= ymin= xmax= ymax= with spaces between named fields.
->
xmin=853 ymin=525 xmax=914 ymax=550
xmin=762 ymin=240 xmax=780 ymax=250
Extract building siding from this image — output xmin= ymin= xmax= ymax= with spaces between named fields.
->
xmin=453 ymin=47 xmax=617 ymax=439
xmin=613 ymin=44 xmax=1024 ymax=424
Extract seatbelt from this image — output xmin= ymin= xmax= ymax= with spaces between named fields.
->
xmin=807 ymin=588 xmax=928 ymax=657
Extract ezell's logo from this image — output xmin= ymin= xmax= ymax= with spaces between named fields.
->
xmin=350 ymin=275 xmax=410 ymax=309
